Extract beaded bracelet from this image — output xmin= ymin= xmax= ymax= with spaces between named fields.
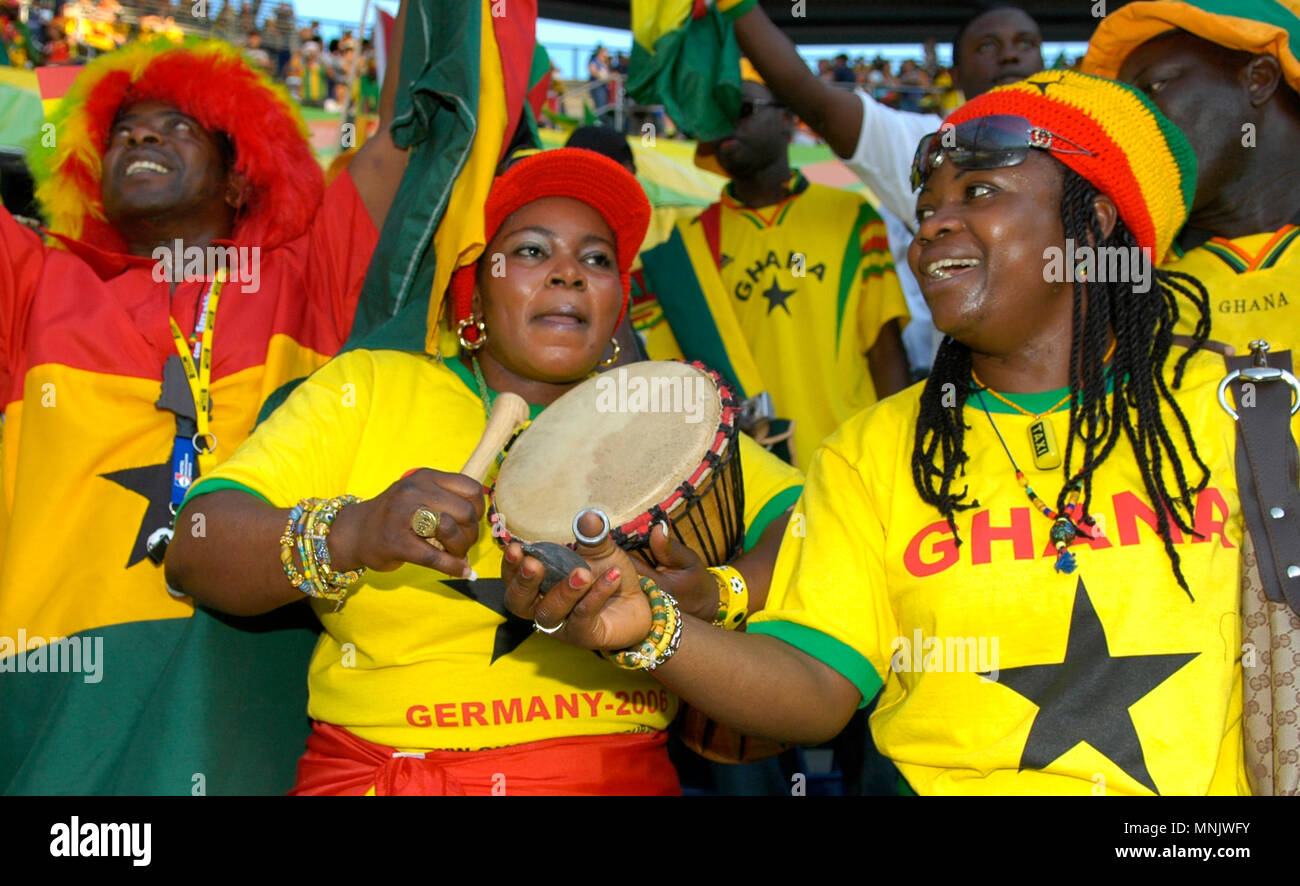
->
xmin=278 ymin=496 xmax=366 ymax=604
xmin=708 ymin=564 xmax=749 ymax=630
xmin=309 ymin=497 xmax=365 ymax=590
xmin=279 ymin=501 xmax=316 ymax=593
xmin=603 ymin=577 xmax=683 ymax=671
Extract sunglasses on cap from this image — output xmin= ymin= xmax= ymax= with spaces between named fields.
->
xmin=910 ymin=114 xmax=1095 ymax=191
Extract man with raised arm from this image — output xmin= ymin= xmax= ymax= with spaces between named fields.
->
xmin=729 ymin=2 xmax=1043 ymax=227
xmin=0 ymin=5 xmax=409 ymax=794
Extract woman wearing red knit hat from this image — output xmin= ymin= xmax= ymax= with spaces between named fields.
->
xmin=504 ymin=72 xmax=1278 ymax=795
xmin=166 ymin=147 xmax=802 ymax=795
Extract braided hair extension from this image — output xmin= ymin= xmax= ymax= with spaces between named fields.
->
xmin=909 ymin=166 xmax=1213 ymax=595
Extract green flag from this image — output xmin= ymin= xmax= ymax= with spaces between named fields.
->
xmin=627 ymin=0 xmax=754 ymax=141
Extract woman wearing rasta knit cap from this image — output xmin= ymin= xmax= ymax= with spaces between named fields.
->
xmin=167 ymin=148 xmax=803 ymax=795
xmin=505 ymin=71 xmax=1260 ymax=795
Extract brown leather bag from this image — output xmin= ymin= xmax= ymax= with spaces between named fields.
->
xmin=1222 ymin=343 xmax=1300 ymax=795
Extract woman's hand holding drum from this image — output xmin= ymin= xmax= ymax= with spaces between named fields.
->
xmin=330 ymin=468 xmax=485 ymax=579
xmin=502 ymin=510 xmax=654 ymax=651
xmin=628 ymin=524 xmax=721 ymax=623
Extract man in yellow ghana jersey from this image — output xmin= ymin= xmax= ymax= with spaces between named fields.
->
xmin=633 ymin=76 xmax=911 ymax=468
xmin=506 ymin=71 xmax=1265 ymax=795
xmin=1083 ymin=0 xmax=1300 ymax=352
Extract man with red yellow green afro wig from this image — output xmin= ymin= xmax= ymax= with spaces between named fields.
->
xmin=32 ymin=36 xmax=323 ymax=253
xmin=0 ymin=13 xmax=410 ymax=795
xmin=1082 ymin=0 xmax=1300 ymax=352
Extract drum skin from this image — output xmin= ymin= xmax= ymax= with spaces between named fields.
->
xmin=492 ymin=361 xmax=743 ymax=567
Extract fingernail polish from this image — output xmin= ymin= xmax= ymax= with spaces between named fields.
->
xmin=569 ymin=571 xmax=586 ymax=589
xmin=605 ymin=568 xmax=621 ymax=583
xmin=465 ymin=567 xmax=478 ymax=581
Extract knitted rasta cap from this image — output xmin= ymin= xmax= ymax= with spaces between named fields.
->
xmin=30 ymin=36 xmax=322 ymax=254
xmin=1082 ymin=0 xmax=1300 ymax=96
xmin=448 ymin=147 xmax=652 ymax=335
xmin=944 ymin=70 xmax=1197 ymax=261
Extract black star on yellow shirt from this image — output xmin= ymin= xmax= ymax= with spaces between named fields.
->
xmin=761 ymin=275 xmax=795 ymax=316
xmin=443 ymin=578 xmax=535 ymax=663
xmin=985 ymin=577 xmax=1197 ymax=794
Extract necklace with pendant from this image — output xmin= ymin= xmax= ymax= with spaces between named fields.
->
xmin=968 ymin=341 xmax=1115 ymax=471
xmin=972 ymin=389 xmax=1106 ymax=575
xmin=968 ymin=373 xmax=1069 ymax=470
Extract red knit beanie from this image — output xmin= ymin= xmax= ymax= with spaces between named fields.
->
xmin=448 ymin=147 xmax=651 ymax=340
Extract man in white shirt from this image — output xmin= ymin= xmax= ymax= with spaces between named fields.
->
xmin=733 ymin=3 xmax=1043 ymax=228
xmin=730 ymin=3 xmax=1044 ymax=373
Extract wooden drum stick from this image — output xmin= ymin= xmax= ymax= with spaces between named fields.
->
xmin=460 ymin=392 xmax=530 ymax=483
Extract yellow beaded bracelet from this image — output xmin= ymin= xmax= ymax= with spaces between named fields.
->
xmin=708 ymin=564 xmax=749 ymax=630
xmin=603 ymin=577 xmax=683 ymax=671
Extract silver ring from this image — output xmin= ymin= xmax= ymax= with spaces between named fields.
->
xmin=533 ymin=619 xmax=565 ymax=634
xmin=572 ymin=508 xmax=611 ymax=546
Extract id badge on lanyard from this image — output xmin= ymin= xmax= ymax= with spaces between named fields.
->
xmin=148 ymin=272 xmax=224 ymax=565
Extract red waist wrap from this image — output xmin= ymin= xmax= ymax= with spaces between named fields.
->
xmin=290 ymin=721 xmax=681 ymax=796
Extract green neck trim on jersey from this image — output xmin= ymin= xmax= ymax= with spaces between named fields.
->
xmin=721 ymin=168 xmax=810 ymax=222
xmin=445 ymin=355 xmax=547 ymax=421
xmin=969 ymin=374 xmax=1117 ymax=415
xmin=971 ymin=383 xmax=1072 ymax=415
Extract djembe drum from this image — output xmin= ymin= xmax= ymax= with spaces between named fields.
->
xmin=490 ymin=361 xmax=745 ymax=568
xmin=489 ymin=361 xmax=788 ymax=763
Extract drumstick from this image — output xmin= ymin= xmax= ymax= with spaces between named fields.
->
xmin=460 ymin=392 xmax=530 ymax=483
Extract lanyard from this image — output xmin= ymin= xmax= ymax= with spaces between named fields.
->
xmin=166 ymin=269 xmax=225 ymax=478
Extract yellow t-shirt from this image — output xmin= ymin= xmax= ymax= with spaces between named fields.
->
xmin=1168 ymin=225 xmax=1300 ymax=352
xmin=189 ymin=349 xmax=802 ymax=751
xmin=636 ymin=172 xmax=911 ymax=468
xmin=750 ymin=348 xmax=1249 ymax=795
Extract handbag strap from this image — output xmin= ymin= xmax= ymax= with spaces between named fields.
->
xmin=1224 ymin=343 xmax=1300 ymax=612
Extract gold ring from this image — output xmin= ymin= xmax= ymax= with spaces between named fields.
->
xmin=411 ymin=507 xmax=440 ymax=539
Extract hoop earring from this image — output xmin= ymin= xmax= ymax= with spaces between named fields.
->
xmin=458 ymin=316 xmax=488 ymax=351
xmin=599 ymin=336 xmax=621 ymax=367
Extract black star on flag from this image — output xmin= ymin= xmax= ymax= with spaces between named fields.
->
xmin=761 ymin=275 xmax=795 ymax=315
xmin=719 ymin=252 xmax=733 ymax=269
xmin=101 ymin=461 xmax=175 ymax=568
xmin=1029 ymin=73 xmax=1068 ymax=95
xmin=443 ymin=578 xmax=535 ymax=663
xmin=986 ymin=577 xmax=1197 ymax=795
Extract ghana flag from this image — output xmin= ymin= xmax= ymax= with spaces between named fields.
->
xmin=346 ymin=0 xmax=542 ymax=356
xmin=627 ymin=0 xmax=753 ymax=141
